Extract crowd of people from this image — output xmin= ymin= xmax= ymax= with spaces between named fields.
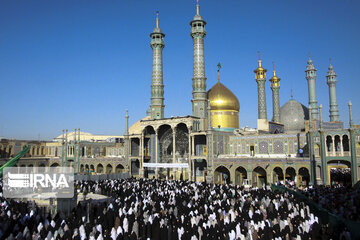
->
xmin=300 ymin=184 xmax=360 ymax=222
xmin=0 ymin=178 xmax=350 ymax=240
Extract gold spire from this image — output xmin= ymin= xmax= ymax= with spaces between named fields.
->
xmin=270 ymin=62 xmax=280 ymax=87
xmin=156 ymin=11 xmax=159 ymax=28
xmin=254 ymin=51 xmax=267 ymax=77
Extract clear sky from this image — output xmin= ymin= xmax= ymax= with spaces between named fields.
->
xmin=1 ymin=0 xmax=360 ymax=140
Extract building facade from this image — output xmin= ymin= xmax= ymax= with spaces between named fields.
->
xmin=1 ymin=1 xmax=360 ymax=186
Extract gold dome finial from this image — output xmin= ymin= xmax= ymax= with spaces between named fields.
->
xmin=272 ymin=61 xmax=276 ymax=76
xmin=270 ymin=61 xmax=280 ymax=86
xmin=258 ymin=51 xmax=262 ymax=67
xmin=217 ymin=62 xmax=221 ymax=82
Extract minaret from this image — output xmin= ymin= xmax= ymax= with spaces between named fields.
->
xmin=254 ymin=52 xmax=268 ymax=131
xmin=305 ymin=55 xmax=319 ymax=120
xmin=270 ymin=62 xmax=280 ymax=123
xmin=149 ymin=11 xmax=165 ymax=119
xmin=191 ymin=0 xmax=207 ymax=119
xmin=326 ymin=59 xmax=340 ymax=122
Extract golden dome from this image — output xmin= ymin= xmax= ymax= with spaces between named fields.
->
xmin=208 ymin=82 xmax=240 ymax=111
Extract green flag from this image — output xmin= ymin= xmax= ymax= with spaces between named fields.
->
xmin=217 ymin=62 xmax=221 ymax=70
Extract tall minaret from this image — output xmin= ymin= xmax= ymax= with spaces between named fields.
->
xmin=149 ymin=11 xmax=165 ymax=119
xmin=191 ymin=0 xmax=207 ymax=119
xmin=305 ymin=55 xmax=319 ymax=120
xmin=326 ymin=59 xmax=340 ymax=122
xmin=270 ymin=62 xmax=281 ymax=123
xmin=254 ymin=52 xmax=268 ymax=131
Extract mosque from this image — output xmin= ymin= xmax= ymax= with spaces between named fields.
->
xmin=1 ymin=1 xmax=360 ymax=187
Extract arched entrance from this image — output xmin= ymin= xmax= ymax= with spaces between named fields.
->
xmin=214 ymin=166 xmax=230 ymax=184
xmin=235 ymin=166 xmax=247 ymax=185
xmin=273 ymin=167 xmax=284 ymax=183
xmin=328 ymin=160 xmax=351 ymax=186
xmin=194 ymin=159 xmax=207 ymax=181
xmin=131 ymin=159 xmax=140 ymax=175
xmin=253 ymin=166 xmax=267 ymax=187
xmin=143 ymin=126 xmax=156 ymax=177
xmin=90 ymin=164 xmax=95 ymax=174
xmin=298 ymin=167 xmax=310 ymax=186
xmin=106 ymin=164 xmax=113 ymax=174
xmin=85 ymin=164 xmax=89 ymax=174
xmin=158 ymin=124 xmax=173 ymax=164
xmin=96 ymin=164 xmax=103 ymax=174
xmin=285 ymin=167 xmax=296 ymax=181
xmin=115 ymin=164 xmax=124 ymax=173
xmin=80 ymin=164 xmax=84 ymax=173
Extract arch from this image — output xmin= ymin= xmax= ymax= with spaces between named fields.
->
xmin=85 ymin=164 xmax=89 ymax=174
xmin=50 ymin=163 xmax=60 ymax=168
xmin=80 ymin=164 xmax=84 ymax=173
xmin=253 ymin=166 xmax=267 ymax=187
xmin=131 ymin=159 xmax=140 ymax=175
xmin=285 ymin=167 xmax=296 ymax=181
xmin=316 ymin=165 xmax=322 ymax=182
xmin=334 ymin=135 xmax=341 ymax=152
xmin=326 ymin=135 xmax=332 ymax=152
xmin=115 ymin=164 xmax=125 ymax=173
xmin=327 ymin=160 xmax=351 ymax=186
xmin=194 ymin=159 xmax=207 ymax=181
xmin=158 ymin=124 xmax=173 ymax=163
xmin=214 ymin=166 xmax=230 ymax=184
xmin=96 ymin=164 xmax=103 ymax=174
xmin=235 ymin=166 xmax=247 ymax=185
xmin=298 ymin=167 xmax=310 ymax=186
xmin=175 ymin=122 xmax=190 ymax=131
xmin=39 ymin=163 xmax=46 ymax=168
xmin=143 ymin=125 xmax=156 ymax=161
xmin=273 ymin=166 xmax=284 ymax=183
xmin=144 ymin=125 xmax=156 ymax=135
xmin=90 ymin=164 xmax=95 ymax=173
xmin=174 ymin=123 xmax=190 ymax=157
xmin=106 ymin=164 xmax=113 ymax=174
xmin=342 ymin=135 xmax=349 ymax=152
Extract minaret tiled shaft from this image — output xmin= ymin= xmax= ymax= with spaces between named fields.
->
xmin=150 ymin=12 xmax=165 ymax=119
xmin=190 ymin=1 xmax=207 ymax=119
xmin=254 ymin=53 xmax=268 ymax=120
xmin=326 ymin=62 xmax=339 ymax=122
xmin=270 ymin=63 xmax=280 ymax=123
xmin=305 ymin=57 xmax=319 ymax=120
